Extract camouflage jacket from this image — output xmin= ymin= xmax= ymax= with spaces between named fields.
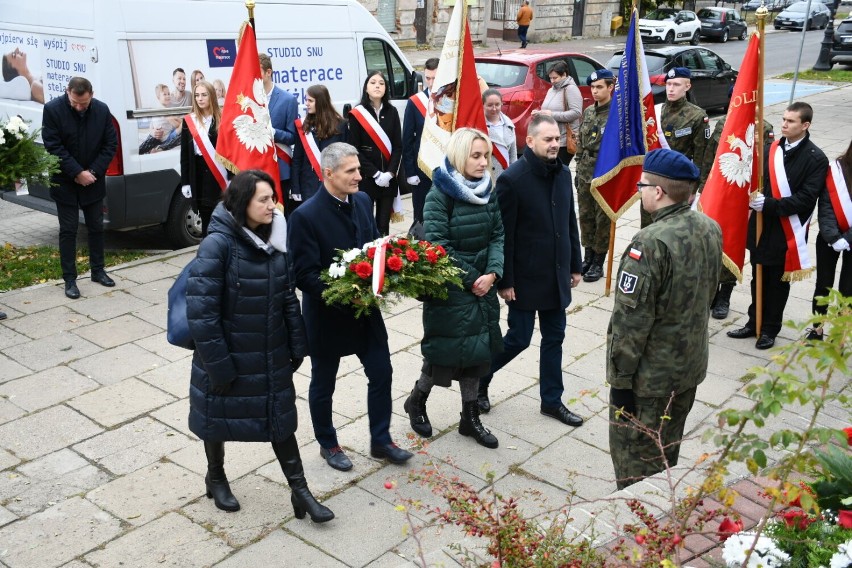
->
xmin=700 ymin=116 xmax=774 ymax=190
xmin=576 ymin=100 xmax=611 ymax=186
xmin=606 ymin=202 xmax=722 ymax=397
xmin=661 ymin=97 xmax=709 ymax=183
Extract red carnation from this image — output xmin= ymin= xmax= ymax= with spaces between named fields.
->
xmin=435 ymin=245 xmax=447 ymax=256
xmin=349 ymin=262 xmax=358 ymax=273
xmin=717 ymin=516 xmax=744 ymax=542
xmin=425 ymin=250 xmax=438 ymax=264
xmin=354 ymin=262 xmax=373 ymax=279
xmin=843 ymin=426 xmax=852 ymax=446
xmin=393 ymin=247 xmax=403 ymax=255
xmin=837 ymin=510 xmax=852 ymax=529
xmin=781 ymin=510 xmax=813 ymax=531
xmin=405 ymin=249 xmax=419 ymax=262
xmin=366 ymin=247 xmax=376 ymax=259
xmin=387 ymin=255 xmax=403 ymax=272
xmin=397 ymin=238 xmax=409 ymax=246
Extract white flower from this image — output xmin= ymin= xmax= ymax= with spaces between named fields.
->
xmin=830 ymin=540 xmax=852 ymax=568
xmin=6 ymin=116 xmax=27 ymax=138
xmin=341 ymin=248 xmax=361 ymax=263
xmin=722 ymin=533 xmax=791 ymax=567
xmin=0 ymin=129 xmax=5 ymax=145
xmin=328 ymin=262 xmax=346 ymax=279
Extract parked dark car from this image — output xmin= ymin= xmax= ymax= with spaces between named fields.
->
xmin=475 ymin=49 xmax=604 ymax=147
xmin=698 ymin=7 xmax=749 ymax=42
xmin=606 ymin=45 xmax=738 ymax=111
xmin=768 ymin=0 xmax=797 ymax=12
xmin=774 ymin=1 xmax=831 ymax=29
xmin=742 ymin=0 xmax=762 ymax=12
xmin=830 ymin=17 xmax=852 ymax=67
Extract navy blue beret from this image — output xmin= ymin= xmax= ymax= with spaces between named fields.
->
xmin=586 ymin=68 xmax=614 ymax=86
xmin=643 ymin=149 xmax=700 ymax=181
xmin=666 ymin=67 xmax=691 ymax=80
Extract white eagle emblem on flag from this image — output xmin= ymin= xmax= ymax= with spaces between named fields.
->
xmin=232 ymin=78 xmax=276 ymax=156
xmin=718 ymin=123 xmax=754 ymax=188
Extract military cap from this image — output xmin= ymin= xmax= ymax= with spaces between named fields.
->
xmin=643 ymin=149 xmax=700 ymax=181
xmin=586 ymin=68 xmax=615 ymax=86
xmin=666 ymin=67 xmax=691 ymax=80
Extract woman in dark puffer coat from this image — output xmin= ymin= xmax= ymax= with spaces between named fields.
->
xmin=186 ymin=170 xmax=333 ymax=523
xmin=404 ymin=128 xmax=505 ymax=449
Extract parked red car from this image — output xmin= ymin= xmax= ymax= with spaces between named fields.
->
xmin=475 ymin=49 xmax=605 ymax=148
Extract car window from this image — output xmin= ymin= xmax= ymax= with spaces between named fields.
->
xmin=787 ymin=3 xmax=808 ymax=11
xmin=679 ymin=11 xmax=696 ymax=21
xmin=475 ymin=61 xmax=528 ymax=88
xmin=645 ymin=9 xmax=676 ymax=20
xmin=838 ymin=21 xmax=852 ymax=33
xmin=698 ymin=9 xmax=722 ymax=19
xmin=697 ymin=49 xmax=724 ymax=71
xmin=571 ymin=57 xmax=598 ymax=86
xmin=678 ymin=50 xmax=702 ymax=71
xmin=645 ymin=54 xmax=669 ymax=74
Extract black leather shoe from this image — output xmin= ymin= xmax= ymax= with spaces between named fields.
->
xmin=65 ymin=281 xmax=80 ymax=299
xmin=755 ymin=335 xmax=775 ymax=350
xmin=91 ymin=271 xmax=115 ymax=287
xmin=726 ymin=326 xmax=756 ymax=339
xmin=319 ymin=446 xmax=353 ymax=472
xmin=370 ymin=443 xmax=413 ymax=465
xmin=540 ymin=404 xmax=584 ymax=427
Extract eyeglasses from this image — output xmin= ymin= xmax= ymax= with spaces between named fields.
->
xmin=636 ymin=182 xmax=667 ymax=195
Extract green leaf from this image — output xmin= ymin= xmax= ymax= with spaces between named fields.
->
xmin=753 ymin=449 xmax=767 ymax=468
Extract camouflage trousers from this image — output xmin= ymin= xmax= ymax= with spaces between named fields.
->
xmin=576 ymin=180 xmax=611 ymax=253
xmin=719 ymin=264 xmax=737 ymax=285
xmin=609 ymin=386 xmax=697 ymax=490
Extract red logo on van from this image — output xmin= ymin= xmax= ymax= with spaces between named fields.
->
xmin=206 ymin=39 xmax=237 ymax=68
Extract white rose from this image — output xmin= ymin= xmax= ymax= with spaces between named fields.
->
xmin=341 ymin=248 xmax=361 ymax=263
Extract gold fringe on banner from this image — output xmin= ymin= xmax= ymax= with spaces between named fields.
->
xmin=390 ymin=212 xmax=405 ymax=224
xmin=782 ymin=267 xmax=814 ymax=283
xmin=589 ymin=155 xmax=645 ymax=222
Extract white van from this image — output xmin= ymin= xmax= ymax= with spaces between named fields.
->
xmin=0 ymin=0 xmax=419 ymax=247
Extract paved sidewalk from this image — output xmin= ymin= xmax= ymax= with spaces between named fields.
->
xmin=0 ymin=87 xmax=848 ymax=567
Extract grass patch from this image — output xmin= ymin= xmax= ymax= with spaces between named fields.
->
xmin=0 ymin=243 xmax=149 ymax=291
xmin=776 ymin=68 xmax=852 ymax=82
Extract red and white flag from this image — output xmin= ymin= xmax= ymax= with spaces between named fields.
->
xmin=215 ymin=21 xmax=282 ymax=202
xmin=699 ymin=33 xmax=760 ymax=282
xmin=417 ymin=1 xmax=488 ymax=177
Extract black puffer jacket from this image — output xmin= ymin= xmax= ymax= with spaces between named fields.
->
xmin=186 ymin=203 xmax=307 ymax=442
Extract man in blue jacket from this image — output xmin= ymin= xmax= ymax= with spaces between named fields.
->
xmin=42 ymin=77 xmax=118 ymax=299
xmin=259 ymin=54 xmax=299 ymax=213
xmin=288 ymin=142 xmax=413 ymax=471
xmin=478 ymin=115 xmax=584 ymax=427
xmin=402 ymin=57 xmax=438 ymax=223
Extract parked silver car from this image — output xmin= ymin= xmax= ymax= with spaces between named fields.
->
xmin=774 ymin=1 xmax=831 ymax=30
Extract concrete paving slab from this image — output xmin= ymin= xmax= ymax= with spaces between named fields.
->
xmin=132 ymin=300 xmax=168 ymax=329
xmin=73 ymin=417 xmax=194 ymax=476
xmin=151 ymin=399 xmax=195 ymax=439
xmin=67 ymin=290 xmax=152 ymax=322
xmin=0 ymin=366 xmax=99 ymax=413
xmin=0 ymin=399 xmax=24 ymax=427
xmin=136 ymin=357 xmax=193 ymax=398
xmin=0 ymin=326 xmax=26 ymax=351
xmin=0 ymin=285 xmax=74 ymax=315
xmin=167 ymin=440 xmax=276 ymax=481
xmin=68 ymin=377 xmax=175 ymax=428
xmin=86 ymin=462 xmax=202 ymax=526
xmin=68 ymin=343 xmax=167 ymax=386
xmin=123 ymin=277 xmax=172 ymax=305
xmin=521 ymin=438 xmax=616 ymax=500
xmin=2 ymin=306 xmax=94 ymax=341
xmin=212 ymin=529 xmax=346 ymax=567
xmin=83 ymin=512 xmax=232 ymax=568
xmin=0 ymin=506 xmax=16 ymax=528
xmin=0 ymin=448 xmax=19 ymax=472
xmin=2 ymin=332 xmax=100 ymax=374
xmin=0 ymin=406 xmax=102 ymax=461
xmin=424 ymin=425 xmax=537 ymax=483
xmin=0 ymin=497 xmax=121 ymax=568
xmin=114 ymin=260 xmax=183 ymax=285
xmin=134 ymin=331 xmax=193 ymax=362
xmin=72 ymin=313 xmax=161 ymax=349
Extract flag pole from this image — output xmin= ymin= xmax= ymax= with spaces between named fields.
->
xmin=246 ymin=0 xmax=255 ymax=27
xmin=754 ymin=4 xmax=768 ymax=336
xmin=605 ymin=221 xmax=616 ymax=296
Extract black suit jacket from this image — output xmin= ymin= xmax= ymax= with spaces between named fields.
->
xmin=347 ymin=104 xmax=402 ymax=200
xmin=42 ymin=93 xmax=117 ymax=206
xmin=288 ymin=188 xmax=387 ymax=357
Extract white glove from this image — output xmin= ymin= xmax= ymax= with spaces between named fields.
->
xmin=375 ymin=172 xmax=393 ymax=187
xmin=749 ymin=193 xmax=765 ymax=212
xmin=291 ymin=193 xmax=303 ymax=202
xmin=406 ymin=175 xmax=420 ymax=186
xmin=831 ymin=239 xmax=851 ymax=252
xmin=181 ymin=185 xmax=192 ymax=199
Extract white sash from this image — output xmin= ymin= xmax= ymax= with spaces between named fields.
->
xmin=768 ymin=141 xmax=812 ymax=277
xmin=827 ymin=160 xmax=852 ymax=234
xmin=185 ymin=114 xmax=228 ymax=191
xmin=349 ymin=105 xmax=392 ymax=161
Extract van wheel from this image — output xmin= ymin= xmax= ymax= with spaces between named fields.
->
xmin=165 ymin=192 xmax=203 ymax=248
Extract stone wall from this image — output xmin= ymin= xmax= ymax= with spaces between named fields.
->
xmin=359 ymin=0 xmax=487 ymax=48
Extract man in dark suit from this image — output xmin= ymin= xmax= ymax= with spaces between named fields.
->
xmin=42 ymin=77 xmax=118 ymax=299
xmin=288 ymin=142 xmax=413 ymax=471
xmin=259 ymin=54 xmax=299 ymax=213
xmin=402 ymin=57 xmax=438 ymax=224
xmin=478 ymin=115 xmax=584 ymax=426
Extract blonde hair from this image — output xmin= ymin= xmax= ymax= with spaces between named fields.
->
xmin=191 ymin=80 xmax=221 ymax=126
xmin=445 ymin=128 xmax=492 ymax=175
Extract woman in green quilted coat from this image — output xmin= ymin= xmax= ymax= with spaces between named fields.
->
xmin=404 ymin=128 xmax=505 ymax=448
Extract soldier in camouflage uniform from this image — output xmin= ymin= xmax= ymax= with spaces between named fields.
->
xmin=607 ymin=149 xmax=722 ymax=489
xmin=701 ymin=113 xmax=775 ymax=319
xmin=576 ymin=68 xmax=614 ymax=283
xmin=640 ymin=67 xmax=710 ymax=227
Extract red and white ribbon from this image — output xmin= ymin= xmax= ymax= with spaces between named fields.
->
xmin=492 ymin=142 xmax=509 ymax=170
xmin=826 ymin=159 xmax=852 ymax=234
xmin=295 ymin=118 xmax=324 ymax=181
xmin=767 ymin=141 xmax=812 ymax=276
xmin=349 ymin=105 xmax=392 ymax=162
xmin=371 ymin=237 xmax=388 ymax=297
xmin=410 ymin=92 xmax=428 ymax=118
xmin=275 ymin=142 xmax=292 ymax=165
xmin=185 ymin=114 xmax=228 ymax=191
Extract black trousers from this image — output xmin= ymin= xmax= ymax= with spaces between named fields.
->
xmin=812 ymin=232 xmax=852 ymax=316
xmin=57 ymin=199 xmax=104 ymax=283
xmin=371 ymin=193 xmax=395 ymax=236
xmin=746 ymin=262 xmax=789 ymax=338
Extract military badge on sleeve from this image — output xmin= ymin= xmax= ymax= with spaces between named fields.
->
xmin=618 ymin=271 xmax=638 ymax=294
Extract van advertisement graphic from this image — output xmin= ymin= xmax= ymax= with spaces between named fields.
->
xmin=1 ymin=30 xmax=96 ymax=107
xmin=129 ymin=37 xmax=358 ymax=154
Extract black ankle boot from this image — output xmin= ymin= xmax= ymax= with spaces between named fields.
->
xmin=583 ymin=252 xmax=607 ymax=282
xmin=204 ymin=441 xmax=240 ymax=512
xmin=477 ymin=383 xmax=491 ymax=414
xmin=458 ymin=400 xmax=498 ymax=449
xmin=712 ymin=283 xmax=734 ymax=319
xmin=581 ymin=247 xmax=594 ymax=275
xmin=272 ymin=436 xmax=334 ymax=523
xmin=403 ymin=386 xmax=432 ymax=437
